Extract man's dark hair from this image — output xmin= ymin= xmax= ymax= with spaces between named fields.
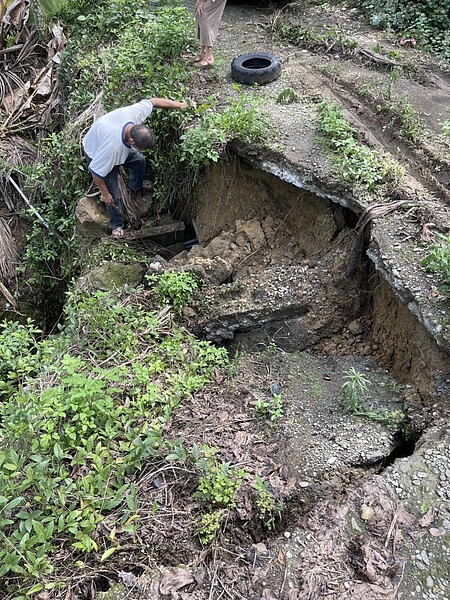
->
xmin=130 ymin=124 xmax=154 ymax=150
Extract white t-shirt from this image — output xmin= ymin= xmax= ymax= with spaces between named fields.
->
xmin=82 ymin=100 xmax=154 ymax=178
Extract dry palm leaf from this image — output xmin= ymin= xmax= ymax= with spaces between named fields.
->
xmin=355 ymin=200 xmax=411 ymax=232
xmin=0 ymin=215 xmax=16 ymax=280
xmin=0 ymin=4 xmax=66 ymax=135
xmin=0 ymin=135 xmax=38 ymax=211
xmin=0 ymin=134 xmax=37 ymax=168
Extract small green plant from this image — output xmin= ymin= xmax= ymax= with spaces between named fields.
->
xmin=385 ymin=65 xmax=403 ymax=100
xmin=197 ymin=510 xmax=223 ymax=544
xmin=387 ymin=49 xmax=402 ymax=61
xmin=341 ymin=369 xmax=406 ymax=429
xmin=420 ymin=234 xmax=450 ymax=293
xmin=393 ymin=99 xmax=426 ymax=142
xmin=254 ymin=393 xmax=283 ymax=421
xmin=252 ymin=476 xmax=283 ymax=530
xmin=305 ymin=372 xmax=322 ymax=398
xmin=341 ymin=368 xmax=371 ymax=413
xmin=195 ymin=461 xmax=245 ymax=508
xmin=359 ymin=82 xmax=374 ymax=99
xmin=441 ymin=120 xmax=450 ymax=136
xmin=316 ymin=99 xmax=404 ymax=191
xmin=146 ymin=270 xmax=201 ymax=313
xmin=276 ymin=87 xmax=299 ymax=104
xmin=359 ymin=408 xmax=405 ymax=428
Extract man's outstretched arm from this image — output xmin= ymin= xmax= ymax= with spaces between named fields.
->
xmin=149 ymin=98 xmax=188 ymax=110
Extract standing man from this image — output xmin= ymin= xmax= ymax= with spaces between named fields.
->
xmin=83 ymin=98 xmax=187 ymax=238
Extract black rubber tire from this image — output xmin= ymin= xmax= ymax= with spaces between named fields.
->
xmin=231 ymin=53 xmax=282 ymax=85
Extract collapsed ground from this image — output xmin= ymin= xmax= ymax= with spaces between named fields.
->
xmin=1 ymin=0 xmax=450 ymax=598
xmin=92 ymin=2 xmax=450 ymax=598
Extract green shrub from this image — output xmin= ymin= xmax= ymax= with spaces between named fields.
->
xmin=359 ymin=0 xmax=450 ymax=59
xmin=421 ymin=234 xmax=450 ymax=293
xmin=252 ymin=475 xmax=283 ymax=530
xmin=195 ymin=462 xmax=245 ymax=508
xmin=0 ymin=288 xmax=228 ymax=594
xmin=316 ymin=99 xmax=404 ymax=190
xmin=146 ymin=270 xmax=201 ymax=313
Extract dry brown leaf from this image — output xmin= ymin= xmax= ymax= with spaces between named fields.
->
xmin=409 ymin=529 xmax=427 ymax=540
xmin=261 ymin=588 xmax=278 ymax=600
xmin=351 ymin=583 xmax=396 ymax=599
xmin=277 ymin=547 xmax=286 ymax=565
xmin=418 ymin=508 xmax=434 ymax=527
xmin=160 ymin=567 xmax=194 ymax=595
xmin=218 ymin=410 xmax=229 ymax=422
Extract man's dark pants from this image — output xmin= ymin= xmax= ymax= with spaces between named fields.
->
xmin=84 ymin=151 xmax=146 ymax=230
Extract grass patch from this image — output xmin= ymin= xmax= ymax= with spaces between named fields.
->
xmin=0 ymin=279 xmax=228 ymax=595
xmin=316 ymin=99 xmax=404 ymax=191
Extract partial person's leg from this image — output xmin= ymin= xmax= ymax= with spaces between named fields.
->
xmin=194 ymin=0 xmax=226 ymax=68
xmin=104 ymin=166 xmax=124 ymax=232
xmin=85 ymin=153 xmax=124 ymax=233
xmin=125 ymin=151 xmax=146 ymax=192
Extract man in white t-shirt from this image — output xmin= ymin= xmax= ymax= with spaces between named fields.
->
xmin=83 ymin=97 xmax=187 ymax=238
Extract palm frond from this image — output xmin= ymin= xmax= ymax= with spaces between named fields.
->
xmin=0 ymin=216 xmax=16 ymax=281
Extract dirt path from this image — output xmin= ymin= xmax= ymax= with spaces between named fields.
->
xmin=191 ymin=0 xmax=450 ymax=205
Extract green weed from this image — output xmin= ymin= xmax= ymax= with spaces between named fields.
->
xmin=341 ymin=368 xmax=371 ymax=413
xmin=393 ymin=99 xmax=426 ymax=141
xmin=316 ymin=99 xmax=404 ymax=191
xmin=276 ymin=88 xmax=299 ymax=104
xmin=385 ymin=65 xmax=403 ymax=101
xmin=341 ymin=368 xmax=405 ymax=429
xmin=304 ymin=372 xmax=322 ymax=398
xmin=252 ymin=476 xmax=283 ymax=530
xmin=254 ymin=393 xmax=283 ymax=422
xmin=197 ymin=510 xmax=224 ymax=545
xmin=195 ymin=456 xmax=245 ymax=508
xmin=146 ymin=270 xmax=201 ymax=313
xmin=420 ymin=234 xmax=450 ymax=293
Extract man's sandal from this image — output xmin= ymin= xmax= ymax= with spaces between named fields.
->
xmin=112 ymin=227 xmax=124 ymax=238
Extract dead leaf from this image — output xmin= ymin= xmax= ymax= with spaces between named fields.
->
xmin=261 ymin=589 xmax=278 ymax=600
xmin=160 ymin=567 xmax=194 ymax=595
xmin=351 ymin=583 xmax=396 ymax=599
xmin=247 ymin=542 xmax=269 ymax=567
xmin=36 ymin=593 xmax=50 ymax=600
xmin=118 ymin=571 xmax=139 ymax=588
xmin=409 ymin=529 xmax=427 ymax=540
xmin=277 ymin=547 xmax=286 ymax=565
xmin=418 ymin=508 xmax=434 ymax=527
xmin=429 ymin=527 xmax=444 ymax=537
xmin=218 ymin=410 xmax=229 ymax=423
